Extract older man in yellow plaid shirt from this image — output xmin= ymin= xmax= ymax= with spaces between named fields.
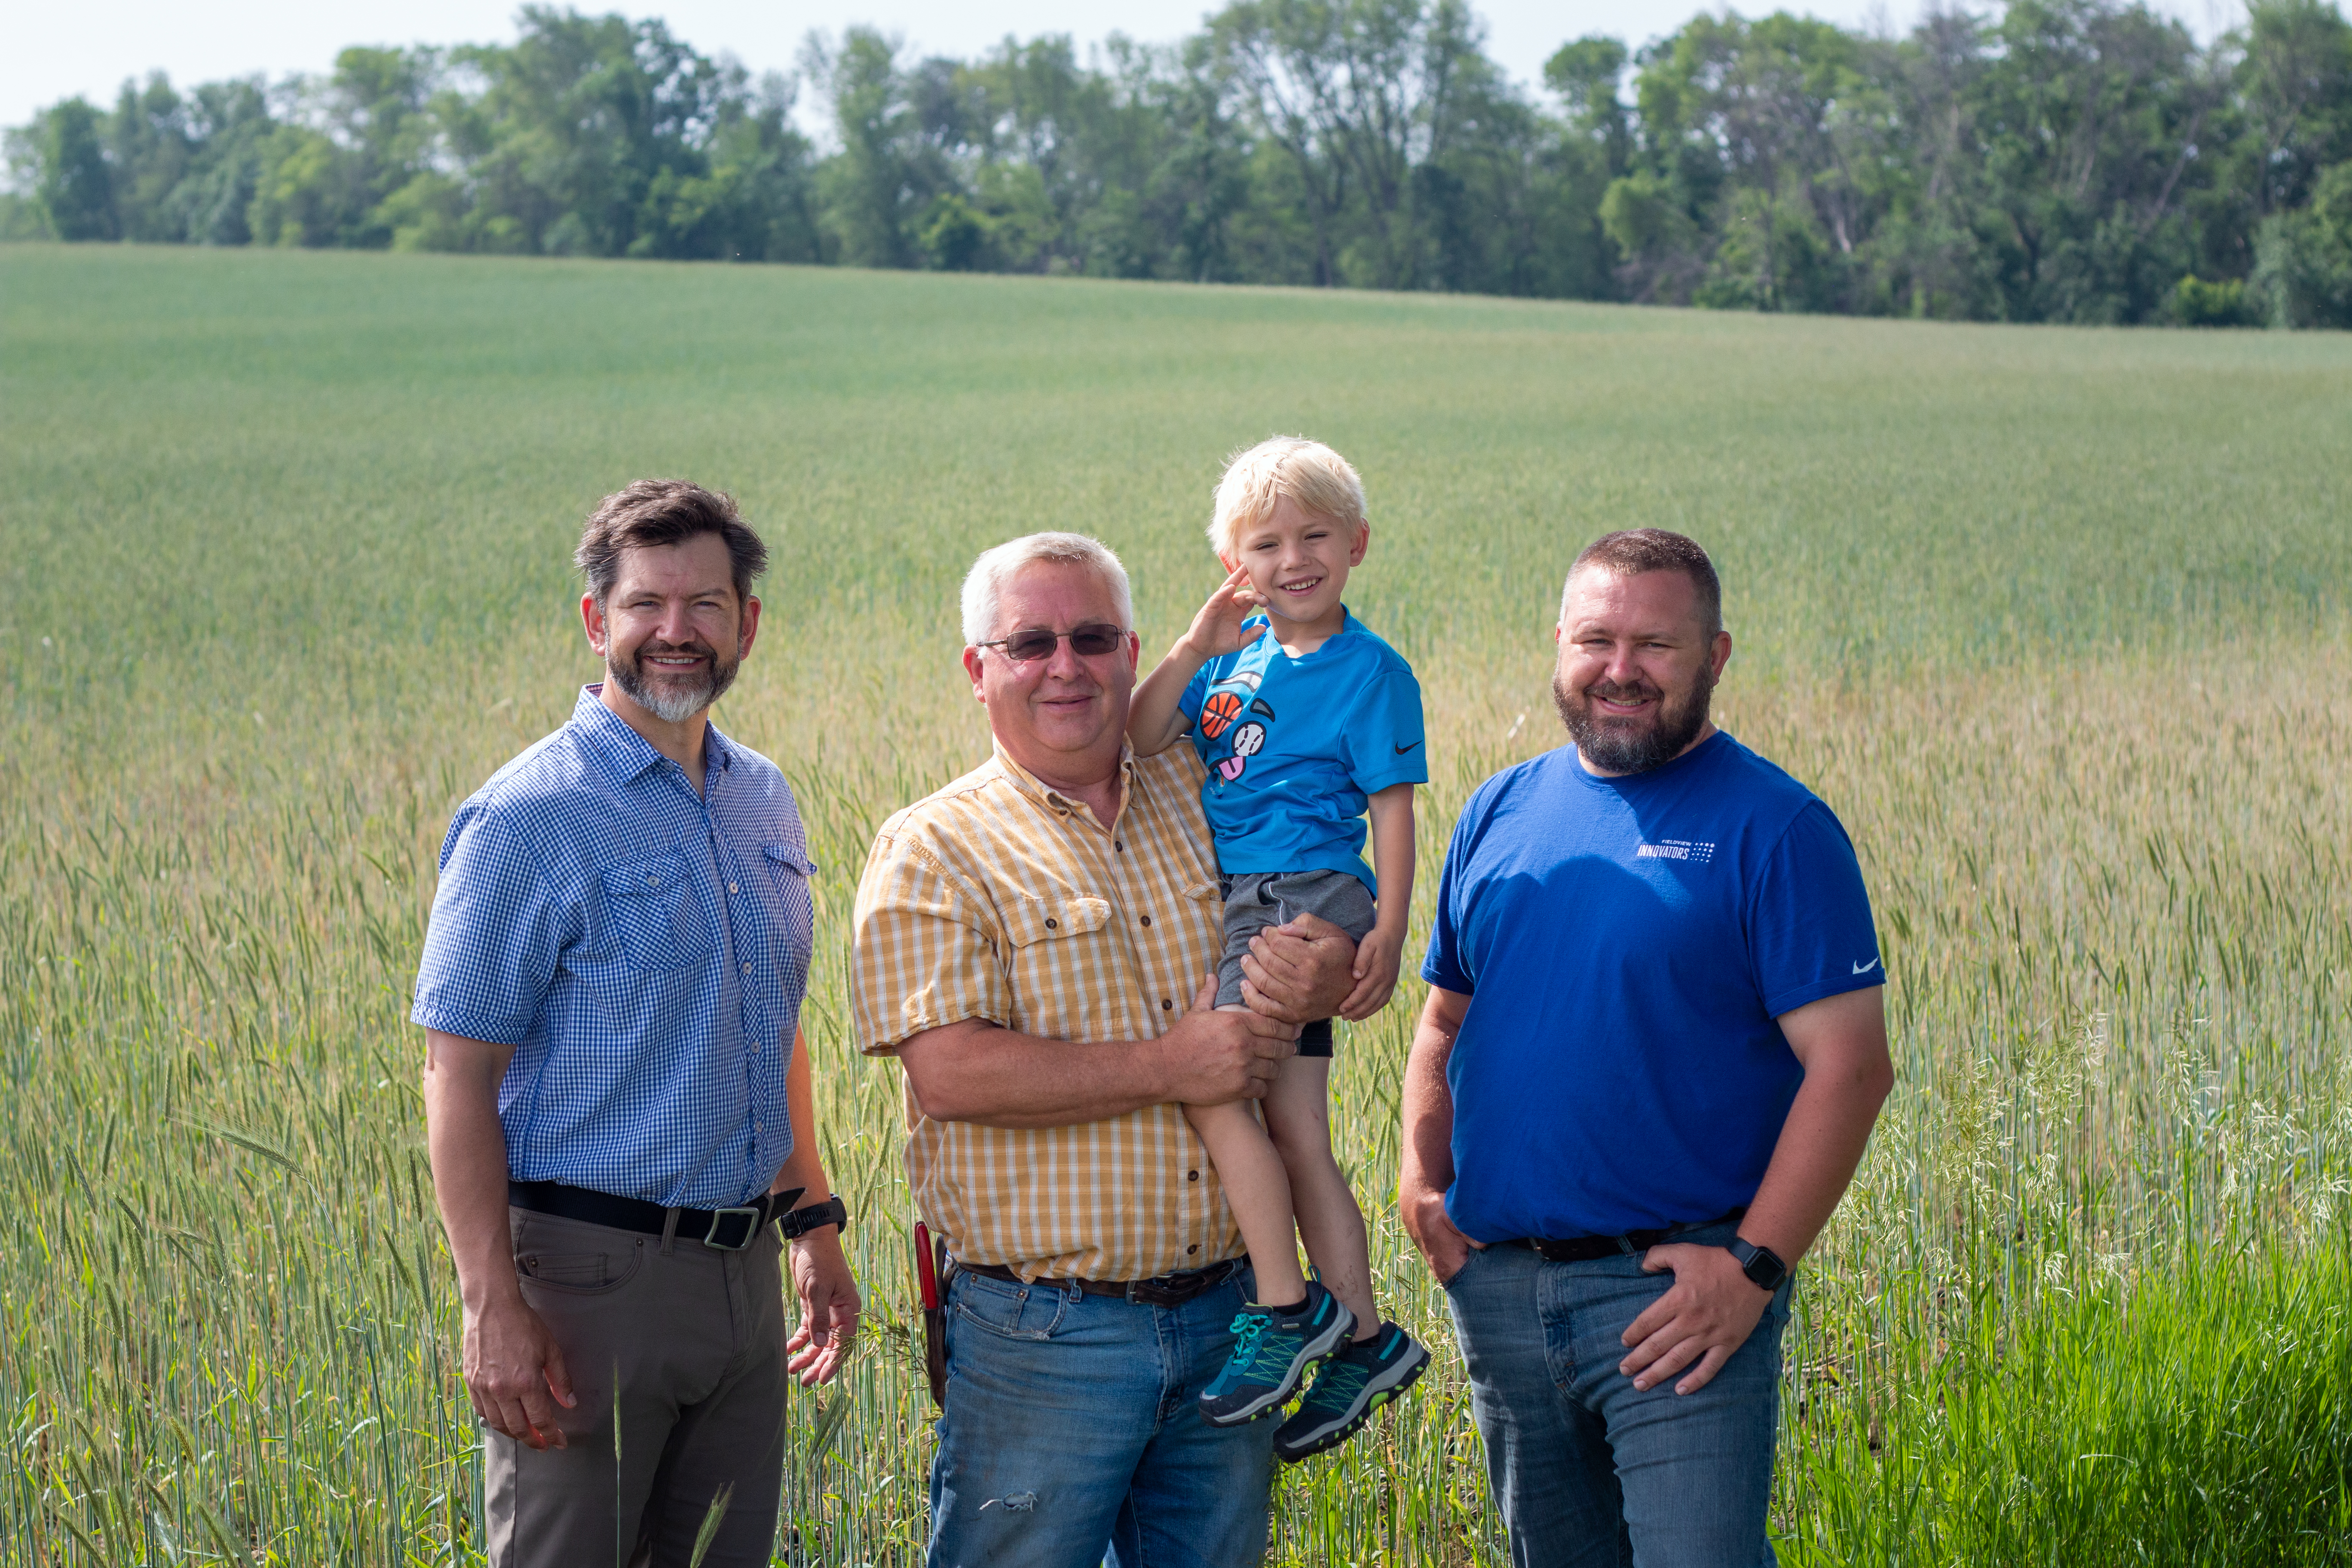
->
xmin=852 ymin=531 xmax=1357 ymax=1568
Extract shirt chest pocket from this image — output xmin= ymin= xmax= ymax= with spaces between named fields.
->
xmin=1001 ymin=896 xmax=1112 ymax=961
xmin=760 ymin=842 xmax=817 ymax=969
xmin=597 ymin=852 xmax=709 ymax=972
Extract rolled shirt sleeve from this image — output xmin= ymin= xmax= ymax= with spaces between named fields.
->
xmin=412 ymin=803 xmax=570 ymax=1045
xmin=850 ymin=826 xmax=1010 ymax=1055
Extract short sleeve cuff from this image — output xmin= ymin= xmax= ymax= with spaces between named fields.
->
xmin=1420 ymin=956 xmax=1472 ymax=994
xmin=410 ymin=999 xmax=534 ymax=1047
xmin=1352 ymin=762 xmax=1429 ymax=796
xmin=1763 ymin=970 xmax=1884 ymax=1020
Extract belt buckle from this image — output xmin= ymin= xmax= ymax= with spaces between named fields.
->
xmin=702 ymin=1205 xmax=764 ymax=1251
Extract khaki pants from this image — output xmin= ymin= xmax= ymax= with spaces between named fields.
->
xmin=486 ymin=1205 xmax=790 ymax=1568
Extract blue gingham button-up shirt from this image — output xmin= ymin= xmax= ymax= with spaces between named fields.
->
xmin=411 ymin=686 xmax=815 ymax=1208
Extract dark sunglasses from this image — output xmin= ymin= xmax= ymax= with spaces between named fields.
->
xmin=976 ymin=622 xmax=1127 ymax=662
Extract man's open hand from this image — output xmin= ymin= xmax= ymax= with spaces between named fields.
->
xmin=1163 ymin=974 xmax=1298 ymax=1104
xmin=1239 ymin=913 xmax=1358 ymax=1023
xmin=786 ymin=1229 xmax=863 ymax=1387
xmin=1618 ymin=1243 xmax=1773 ymax=1395
xmin=463 ymin=1291 xmax=577 ymax=1449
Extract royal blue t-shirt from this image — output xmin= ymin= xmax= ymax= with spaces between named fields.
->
xmin=1421 ymin=730 xmax=1882 ymax=1243
xmin=1179 ymin=610 xmax=1426 ymax=894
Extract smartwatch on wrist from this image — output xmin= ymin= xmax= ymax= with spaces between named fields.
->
xmin=778 ymin=1194 xmax=850 ymax=1241
xmin=1725 ymin=1236 xmax=1788 ymax=1293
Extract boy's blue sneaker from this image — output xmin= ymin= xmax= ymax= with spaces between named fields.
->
xmin=1200 ymin=1281 xmax=1354 ymax=1427
xmin=1272 ymin=1321 xmax=1430 ymax=1463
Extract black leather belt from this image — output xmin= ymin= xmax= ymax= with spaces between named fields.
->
xmin=1504 ymin=1207 xmax=1747 ymax=1264
xmin=509 ymin=1180 xmax=804 ymax=1252
xmin=956 ymin=1254 xmax=1249 ymax=1308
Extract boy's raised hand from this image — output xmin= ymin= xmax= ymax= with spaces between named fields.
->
xmin=1177 ymin=566 xmax=1267 ymax=662
xmin=1338 ymin=924 xmax=1404 ymax=1021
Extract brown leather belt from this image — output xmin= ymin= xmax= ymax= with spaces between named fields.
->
xmin=1504 ymin=1207 xmax=1746 ymax=1264
xmin=955 ymin=1254 xmax=1249 ymax=1308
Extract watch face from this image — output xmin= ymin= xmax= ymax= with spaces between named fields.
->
xmin=1733 ymin=1240 xmax=1784 ymax=1290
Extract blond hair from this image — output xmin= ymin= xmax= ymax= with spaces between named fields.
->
xmin=1208 ymin=437 xmax=1367 ymax=557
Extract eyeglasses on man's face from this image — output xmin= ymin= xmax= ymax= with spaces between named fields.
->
xmin=976 ymin=623 xmax=1127 ymax=662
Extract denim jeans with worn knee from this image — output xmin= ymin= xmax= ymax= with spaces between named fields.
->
xmin=1443 ymin=1217 xmax=1791 ymax=1568
xmin=927 ymin=1262 xmax=1274 ymax=1568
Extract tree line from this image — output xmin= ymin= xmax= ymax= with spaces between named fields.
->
xmin=7 ymin=0 xmax=2352 ymax=327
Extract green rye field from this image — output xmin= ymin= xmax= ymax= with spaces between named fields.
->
xmin=3 ymin=244 xmax=2349 ymax=1565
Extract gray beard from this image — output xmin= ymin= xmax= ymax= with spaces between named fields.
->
xmin=609 ymin=641 xmax=739 ymax=724
xmin=1552 ymin=665 xmax=1715 ymax=774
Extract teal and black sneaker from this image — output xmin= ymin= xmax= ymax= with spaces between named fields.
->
xmin=1200 ymin=1282 xmax=1354 ymax=1427
xmin=1272 ymin=1321 xmax=1430 ymax=1464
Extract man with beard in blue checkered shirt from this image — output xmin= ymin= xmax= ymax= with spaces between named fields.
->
xmin=413 ymin=480 xmax=861 ymax=1568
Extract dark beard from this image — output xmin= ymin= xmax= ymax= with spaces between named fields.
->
xmin=1552 ymin=663 xmax=1715 ymax=774
xmin=609 ymin=637 xmax=739 ymax=723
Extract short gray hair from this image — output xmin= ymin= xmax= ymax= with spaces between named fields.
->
xmin=960 ymin=532 xmax=1135 ymax=647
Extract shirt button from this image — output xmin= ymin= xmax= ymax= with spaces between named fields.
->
xmin=1188 ymin=1243 xmax=1200 ymax=1255
xmin=1188 ymin=1169 xmax=1200 ymax=1182
xmin=1161 ymin=998 xmax=1173 ymax=1011
xmin=729 ymin=882 xmax=739 ymax=894
xmin=1139 ymin=915 xmax=1152 ymax=927
xmin=1045 ymin=918 xmax=1058 ymax=930
xmin=741 ymin=962 xmax=752 ymax=974
xmin=1115 ymin=840 xmax=1124 ymax=852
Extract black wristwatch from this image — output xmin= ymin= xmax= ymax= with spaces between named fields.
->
xmin=778 ymin=1194 xmax=850 ymax=1241
xmin=1726 ymin=1236 xmax=1788 ymax=1293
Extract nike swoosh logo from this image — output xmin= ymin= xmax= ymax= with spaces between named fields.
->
xmin=1394 ymin=741 xmax=1423 ymax=754
xmin=1852 ymin=958 xmax=1881 ymax=975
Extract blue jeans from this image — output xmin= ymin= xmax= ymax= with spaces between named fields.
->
xmin=1443 ymin=1219 xmax=1791 ymax=1568
xmin=928 ymin=1262 xmax=1274 ymax=1568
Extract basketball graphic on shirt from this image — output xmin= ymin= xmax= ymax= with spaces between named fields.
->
xmin=1200 ymin=689 xmax=1245 ymax=739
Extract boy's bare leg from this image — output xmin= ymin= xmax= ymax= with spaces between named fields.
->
xmin=1184 ymin=1096 xmax=1307 ymax=1305
xmin=1261 ymin=1056 xmax=1378 ymax=1340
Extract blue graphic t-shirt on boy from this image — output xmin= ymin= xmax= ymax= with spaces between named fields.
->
xmin=1178 ymin=610 xmax=1427 ymax=894
xmin=1421 ymin=730 xmax=1882 ymax=1243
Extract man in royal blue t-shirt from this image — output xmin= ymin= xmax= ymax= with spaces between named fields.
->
xmin=1400 ymin=529 xmax=1893 ymax=1567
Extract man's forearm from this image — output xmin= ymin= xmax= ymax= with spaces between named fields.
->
xmin=1738 ymin=1049 xmax=1891 ymax=1268
xmin=771 ymin=1026 xmax=836 ymax=1207
xmin=899 ymin=1019 xmax=1174 ymax=1129
xmin=422 ymin=1035 xmax=523 ymax=1312
xmin=1400 ymin=990 xmax=1464 ymax=1197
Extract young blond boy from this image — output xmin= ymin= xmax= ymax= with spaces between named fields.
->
xmin=1127 ymin=437 xmax=1429 ymax=1461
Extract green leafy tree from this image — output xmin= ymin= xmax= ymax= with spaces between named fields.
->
xmin=27 ymin=98 xmax=116 ymax=240
xmin=11 ymin=0 xmax=2352 ymax=327
xmin=809 ymin=28 xmax=923 ymax=268
xmin=2254 ymin=158 xmax=2352 ymax=321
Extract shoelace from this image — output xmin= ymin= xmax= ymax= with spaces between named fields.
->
xmin=1302 ymin=1356 xmax=1369 ymax=1407
xmin=1220 ymin=1311 xmax=1270 ymax=1377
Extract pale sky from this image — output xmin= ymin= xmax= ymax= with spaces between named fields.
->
xmin=8 ymin=0 xmax=2244 ymax=135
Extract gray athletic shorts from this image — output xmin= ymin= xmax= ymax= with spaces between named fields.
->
xmin=1216 ymin=869 xmax=1377 ymax=1057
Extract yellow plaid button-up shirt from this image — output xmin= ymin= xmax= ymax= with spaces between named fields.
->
xmin=851 ymin=741 xmax=1242 ymax=1282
